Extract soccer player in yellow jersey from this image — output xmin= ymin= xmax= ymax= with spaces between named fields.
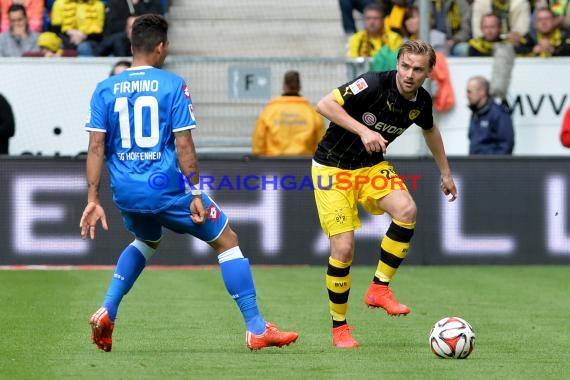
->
xmin=312 ymin=40 xmax=458 ymax=348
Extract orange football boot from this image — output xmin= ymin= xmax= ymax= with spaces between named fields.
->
xmin=332 ymin=324 xmax=359 ymax=348
xmin=364 ymin=283 xmax=411 ymax=315
xmin=246 ymin=322 xmax=299 ymax=350
xmin=89 ymin=307 xmax=114 ymax=352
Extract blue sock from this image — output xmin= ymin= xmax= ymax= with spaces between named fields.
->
xmin=102 ymin=244 xmax=146 ymax=321
xmin=219 ymin=258 xmax=266 ymax=334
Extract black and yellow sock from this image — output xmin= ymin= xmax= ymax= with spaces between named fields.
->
xmin=326 ymin=257 xmax=352 ymax=327
xmin=373 ymin=219 xmax=415 ymax=285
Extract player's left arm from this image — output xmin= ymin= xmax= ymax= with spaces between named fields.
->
xmin=175 ymin=129 xmax=206 ymax=224
xmin=422 ymin=124 xmax=458 ymax=202
xmin=80 ymin=131 xmax=109 ymax=239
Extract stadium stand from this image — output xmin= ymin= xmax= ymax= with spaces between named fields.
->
xmin=167 ymin=0 xmax=346 ymax=57
xmin=12 ymin=0 xmax=346 ymax=153
xmin=165 ymin=0 xmax=348 ymax=152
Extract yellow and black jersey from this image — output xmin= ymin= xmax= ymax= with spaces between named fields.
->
xmin=516 ymin=29 xmax=570 ymax=57
xmin=313 ymin=71 xmax=433 ymax=170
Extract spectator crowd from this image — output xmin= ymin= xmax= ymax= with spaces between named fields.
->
xmin=1 ymin=0 xmax=569 ymax=154
xmin=339 ymin=0 xmax=570 ymax=153
xmin=342 ymin=0 xmax=570 ymax=60
xmin=2 ymin=1 xmax=568 ymax=59
xmin=0 ymin=0 xmax=167 ymax=57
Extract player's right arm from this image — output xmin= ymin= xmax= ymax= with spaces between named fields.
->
xmin=316 ymin=91 xmax=387 ymax=154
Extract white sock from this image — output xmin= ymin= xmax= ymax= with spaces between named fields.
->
xmin=217 ymin=246 xmax=244 ymax=264
xmin=131 ymin=239 xmax=157 ymax=261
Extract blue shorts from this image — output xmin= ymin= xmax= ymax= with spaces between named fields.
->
xmin=121 ymin=193 xmax=229 ymax=243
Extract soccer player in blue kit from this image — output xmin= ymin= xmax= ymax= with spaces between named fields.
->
xmin=80 ymin=14 xmax=298 ymax=352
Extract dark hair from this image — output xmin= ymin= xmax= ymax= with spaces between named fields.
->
xmin=8 ymin=3 xmax=27 ymax=16
xmin=401 ymin=6 xmax=419 ymax=38
xmin=130 ymin=14 xmax=168 ymax=54
xmin=109 ymin=60 xmax=132 ymax=76
xmin=283 ymin=70 xmax=301 ymax=93
xmin=363 ymin=3 xmax=384 ymax=17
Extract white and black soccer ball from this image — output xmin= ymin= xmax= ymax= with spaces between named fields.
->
xmin=429 ymin=317 xmax=475 ymax=359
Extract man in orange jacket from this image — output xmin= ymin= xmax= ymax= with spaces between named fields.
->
xmin=252 ymin=71 xmax=325 ymax=156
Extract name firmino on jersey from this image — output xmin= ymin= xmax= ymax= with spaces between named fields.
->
xmin=113 ymin=80 xmax=159 ymax=94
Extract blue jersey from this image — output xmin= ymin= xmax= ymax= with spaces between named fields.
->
xmin=85 ymin=66 xmax=196 ymax=212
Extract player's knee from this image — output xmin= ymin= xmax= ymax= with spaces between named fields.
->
xmin=330 ymin=233 xmax=354 ymax=262
xmin=393 ymin=198 xmax=417 ymax=223
xmin=223 ymin=226 xmax=239 ymax=246
xmin=143 ymin=239 xmax=161 ymax=250
xmin=210 ymin=225 xmax=239 ymax=253
xmin=132 ymin=239 xmax=160 ymax=261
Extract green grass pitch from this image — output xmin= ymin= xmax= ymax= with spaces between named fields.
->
xmin=0 ymin=266 xmax=568 ymax=380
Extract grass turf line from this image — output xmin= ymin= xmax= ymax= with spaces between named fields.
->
xmin=0 ymin=266 xmax=568 ymax=380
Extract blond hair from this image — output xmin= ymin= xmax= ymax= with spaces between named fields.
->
xmin=397 ymin=40 xmax=437 ymax=69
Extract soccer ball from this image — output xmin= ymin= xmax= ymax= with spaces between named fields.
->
xmin=429 ymin=317 xmax=475 ymax=359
